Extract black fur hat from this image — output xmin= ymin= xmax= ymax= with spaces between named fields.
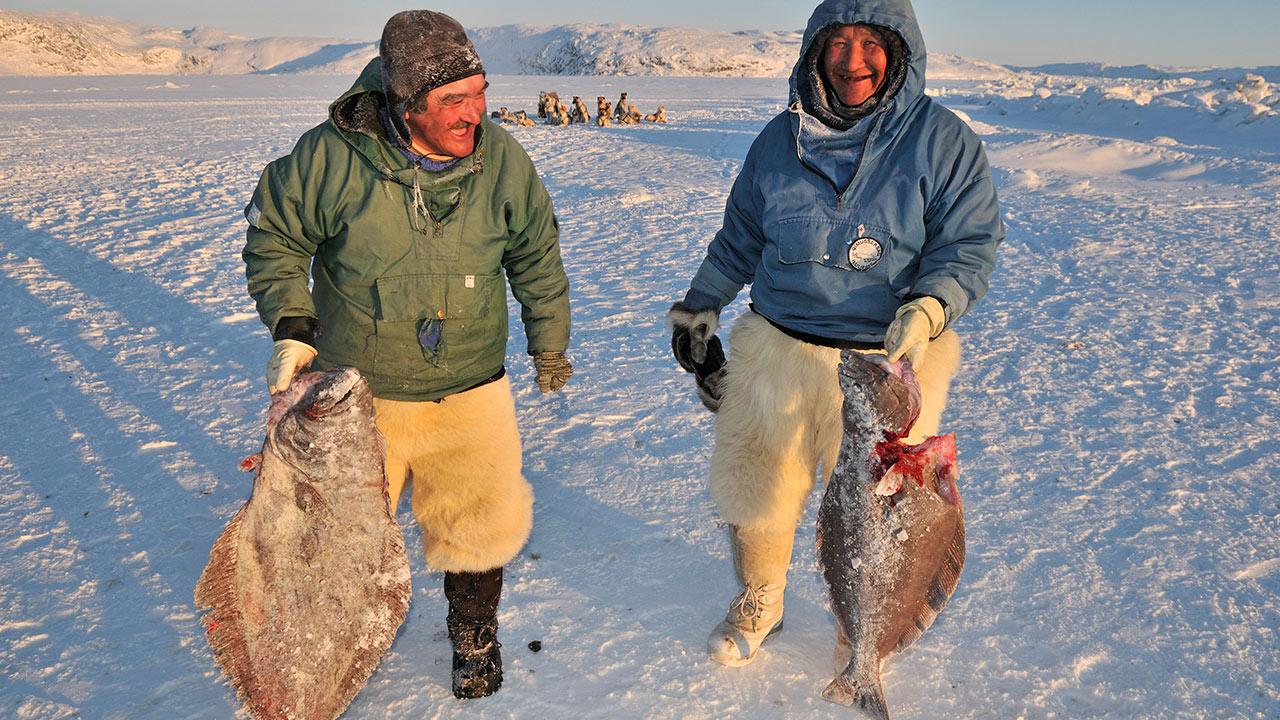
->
xmin=380 ymin=10 xmax=485 ymax=146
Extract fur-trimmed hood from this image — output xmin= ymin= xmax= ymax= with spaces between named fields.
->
xmin=683 ymin=0 xmax=1001 ymax=343
xmin=788 ymin=0 xmax=926 ymax=131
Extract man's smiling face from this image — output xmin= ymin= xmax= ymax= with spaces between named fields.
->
xmin=404 ymin=73 xmax=488 ymax=158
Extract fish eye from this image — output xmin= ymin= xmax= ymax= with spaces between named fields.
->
xmin=302 ymin=386 xmax=353 ymax=419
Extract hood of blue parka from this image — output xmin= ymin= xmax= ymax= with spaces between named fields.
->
xmin=788 ymin=0 xmax=927 ymax=124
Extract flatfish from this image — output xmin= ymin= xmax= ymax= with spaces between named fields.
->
xmin=816 ymin=352 xmax=965 ymax=718
xmin=196 ymin=367 xmax=411 ymax=719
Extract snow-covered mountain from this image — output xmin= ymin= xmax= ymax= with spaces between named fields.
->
xmin=468 ymin=24 xmax=802 ymax=77
xmin=0 ymin=11 xmax=376 ymax=76
xmin=927 ymin=52 xmax=1014 ymax=81
xmin=0 ymin=10 xmax=1011 ymax=80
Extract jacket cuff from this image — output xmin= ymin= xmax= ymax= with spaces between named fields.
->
xmin=680 ymin=287 xmax=722 ymax=313
xmin=909 ymin=276 xmax=968 ymax=326
xmin=688 ymin=257 xmax=742 ymax=311
xmin=272 ymin=316 xmax=320 ymax=345
xmin=525 ymin=334 xmax=569 ymax=355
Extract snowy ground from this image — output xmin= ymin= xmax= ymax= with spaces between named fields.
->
xmin=1 ymin=67 xmax=1277 ymax=719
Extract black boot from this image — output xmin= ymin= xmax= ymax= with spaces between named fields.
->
xmin=444 ymin=567 xmax=503 ymax=699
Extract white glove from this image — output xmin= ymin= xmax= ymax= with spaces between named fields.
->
xmin=884 ymin=296 xmax=946 ymax=369
xmin=266 ymin=339 xmax=317 ymax=394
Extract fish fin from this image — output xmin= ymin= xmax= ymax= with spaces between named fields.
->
xmin=822 ymin=670 xmax=891 ymax=719
xmin=897 ymin=519 xmax=967 ymax=652
xmin=193 ymin=506 xmax=264 ymax=712
xmin=237 ymin=453 xmax=261 ymax=472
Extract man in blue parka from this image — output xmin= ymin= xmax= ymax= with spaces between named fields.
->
xmin=668 ymin=0 xmax=1003 ymax=666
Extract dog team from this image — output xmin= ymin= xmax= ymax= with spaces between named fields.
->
xmin=492 ymin=90 xmax=668 ymax=127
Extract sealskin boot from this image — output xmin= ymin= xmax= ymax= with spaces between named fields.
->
xmin=707 ymin=524 xmax=795 ymax=666
xmin=444 ymin=567 xmax=504 ymax=699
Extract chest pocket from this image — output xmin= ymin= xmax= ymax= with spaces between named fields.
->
xmin=775 ymin=218 xmax=893 ymax=276
xmin=373 ymin=272 xmax=498 ymax=371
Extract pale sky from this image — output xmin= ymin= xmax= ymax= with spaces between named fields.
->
xmin=9 ymin=0 xmax=1279 ymax=68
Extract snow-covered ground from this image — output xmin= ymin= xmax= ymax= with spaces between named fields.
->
xmin=1 ymin=65 xmax=1277 ymax=719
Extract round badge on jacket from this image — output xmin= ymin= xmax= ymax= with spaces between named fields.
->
xmin=848 ymin=236 xmax=884 ymax=271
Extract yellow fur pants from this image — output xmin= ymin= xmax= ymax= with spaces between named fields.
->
xmin=372 ymin=376 xmax=533 ymax=573
xmin=709 ymin=312 xmax=962 ymax=532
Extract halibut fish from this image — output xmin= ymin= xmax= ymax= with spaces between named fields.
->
xmin=816 ymin=352 xmax=965 ymax=718
xmin=196 ymin=368 xmax=411 ymax=720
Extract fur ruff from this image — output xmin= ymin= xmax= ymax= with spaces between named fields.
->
xmin=666 ymin=304 xmax=720 ymax=338
xmin=709 ymin=313 xmax=960 ymax=531
xmin=373 ymin=376 xmax=532 ymax=572
xmin=799 ymin=23 xmax=909 ymax=131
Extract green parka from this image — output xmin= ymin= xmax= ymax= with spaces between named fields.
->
xmin=243 ymin=59 xmax=570 ymax=401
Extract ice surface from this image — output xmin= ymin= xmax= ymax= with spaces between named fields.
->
xmin=0 ymin=67 xmax=1276 ymax=719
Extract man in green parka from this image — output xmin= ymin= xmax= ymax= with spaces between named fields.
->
xmin=242 ymin=10 xmax=572 ymax=699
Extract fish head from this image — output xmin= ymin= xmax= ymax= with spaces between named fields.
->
xmin=264 ymin=367 xmax=382 ymax=484
xmin=837 ymin=351 xmax=922 ymax=439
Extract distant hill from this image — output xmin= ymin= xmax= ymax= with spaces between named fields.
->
xmin=0 ymin=11 xmax=375 ymax=76
xmin=1011 ymin=61 xmax=1280 ymax=84
xmin=467 ymin=24 xmax=801 ymax=77
xmin=0 ymin=10 xmax=1010 ymax=80
xmin=927 ymin=53 xmax=1015 ymax=81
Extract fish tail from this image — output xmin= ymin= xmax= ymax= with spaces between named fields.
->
xmin=821 ymin=669 xmax=890 ymax=719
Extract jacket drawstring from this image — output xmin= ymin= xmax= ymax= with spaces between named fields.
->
xmin=410 ymin=170 xmax=427 ymax=234
xmin=409 ymin=170 xmax=443 ymax=237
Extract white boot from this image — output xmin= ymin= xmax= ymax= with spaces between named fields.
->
xmin=708 ymin=582 xmax=785 ymax=666
xmin=707 ymin=524 xmax=794 ymax=667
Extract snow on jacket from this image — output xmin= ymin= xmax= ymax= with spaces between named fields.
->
xmin=243 ymin=58 xmax=570 ymax=401
xmin=687 ymin=0 xmax=1003 ymax=344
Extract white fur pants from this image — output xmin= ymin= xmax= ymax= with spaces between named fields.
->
xmin=709 ymin=312 xmax=962 ymax=532
xmin=372 ymin=376 xmax=533 ymax=573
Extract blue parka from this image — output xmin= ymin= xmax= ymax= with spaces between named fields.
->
xmin=687 ymin=0 xmax=1003 ymax=344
